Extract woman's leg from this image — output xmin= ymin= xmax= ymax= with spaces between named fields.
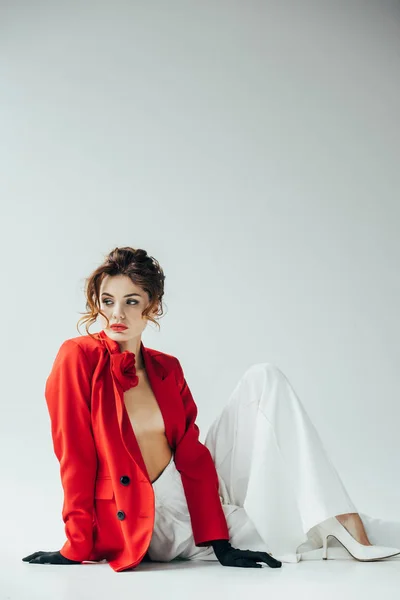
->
xmin=204 ymin=362 xmax=400 ymax=561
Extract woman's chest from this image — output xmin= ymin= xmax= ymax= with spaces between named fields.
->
xmin=123 ymin=372 xmax=165 ymax=435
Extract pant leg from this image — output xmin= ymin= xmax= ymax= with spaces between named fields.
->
xmin=149 ymin=363 xmax=400 ymax=563
xmin=203 ymin=362 xmax=367 ymax=562
xmin=146 ymin=451 xmax=271 ymax=562
xmin=146 ymin=452 xmax=196 ymax=562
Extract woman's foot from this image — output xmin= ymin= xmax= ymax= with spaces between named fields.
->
xmin=335 ymin=513 xmax=373 ymax=546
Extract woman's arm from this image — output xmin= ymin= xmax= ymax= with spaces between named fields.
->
xmin=173 ymin=358 xmax=230 ymax=546
xmin=168 ymin=358 xmax=282 ymax=570
xmin=44 ymin=339 xmax=98 ymax=562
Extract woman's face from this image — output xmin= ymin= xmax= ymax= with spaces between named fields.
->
xmin=98 ymin=274 xmax=152 ymax=340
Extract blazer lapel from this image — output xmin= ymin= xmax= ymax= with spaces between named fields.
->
xmin=142 ymin=346 xmax=181 ymax=448
xmin=97 ymin=330 xmax=180 ymax=480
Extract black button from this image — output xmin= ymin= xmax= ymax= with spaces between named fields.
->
xmin=117 ymin=510 xmax=126 ymax=520
xmin=120 ymin=475 xmax=130 ymax=486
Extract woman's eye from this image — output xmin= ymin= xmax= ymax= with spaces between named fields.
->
xmin=102 ymin=300 xmax=138 ymax=306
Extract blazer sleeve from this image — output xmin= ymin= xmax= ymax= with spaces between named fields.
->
xmin=44 ymin=339 xmax=98 ymax=562
xmin=173 ymin=358 xmax=230 ymax=546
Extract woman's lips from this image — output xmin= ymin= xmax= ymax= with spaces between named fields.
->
xmin=111 ymin=325 xmax=128 ymax=331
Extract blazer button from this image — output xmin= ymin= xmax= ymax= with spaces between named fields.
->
xmin=120 ymin=475 xmax=130 ymax=486
xmin=117 ymin=510 xmax=126 ymax=520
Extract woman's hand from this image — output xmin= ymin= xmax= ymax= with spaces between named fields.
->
xmin=22 ymin=550 xmax=81 ymax=565
xmin=212 ymin=540 xmax=282 ymax=569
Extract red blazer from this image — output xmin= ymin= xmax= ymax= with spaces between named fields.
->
xmin=44 ymin=329 xmax=229 ymax=572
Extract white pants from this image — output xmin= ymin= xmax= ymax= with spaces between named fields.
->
xmin=147 ymin=363 xmax=400 ymax=562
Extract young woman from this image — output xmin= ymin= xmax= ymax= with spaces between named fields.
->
xmin=22 ymin=247 xmax=400 ymax=572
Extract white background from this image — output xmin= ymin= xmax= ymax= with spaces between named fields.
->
xmin=1 ymin=0 xmax=399 ymax=571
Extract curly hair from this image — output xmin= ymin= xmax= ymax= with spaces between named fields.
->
xmin=77 ymin=246 xmax=166 ymax=338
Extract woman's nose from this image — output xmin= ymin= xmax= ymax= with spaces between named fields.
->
xmin=112 ymin=307 xmax=125 ymax=319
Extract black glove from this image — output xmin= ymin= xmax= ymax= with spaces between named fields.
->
xmin=211 ymin=539 xmax=282 ymax=569
xmin=22 ymin=550 xmax=81 ymax=565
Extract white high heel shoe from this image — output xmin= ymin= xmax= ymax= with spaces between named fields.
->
xmin=316 ymin=517 xmax=400 ymax=562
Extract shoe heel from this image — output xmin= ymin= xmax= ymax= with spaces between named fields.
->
xmin=322 ymin=534 xmax=328 ymax=560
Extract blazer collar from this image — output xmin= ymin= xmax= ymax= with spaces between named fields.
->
xmin=97 ymin=329 xmax=167 ymax=385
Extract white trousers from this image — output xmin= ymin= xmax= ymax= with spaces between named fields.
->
xmin=147 ymin=363 xmax=400 ymax=562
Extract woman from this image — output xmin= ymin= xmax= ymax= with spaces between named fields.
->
xmin=22 ymin=247 xmax=400 ymax=572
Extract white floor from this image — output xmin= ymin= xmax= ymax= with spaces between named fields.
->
xmin=6 ymin=550 xmax=400 ymax=600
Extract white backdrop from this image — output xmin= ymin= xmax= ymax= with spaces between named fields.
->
xmin=1 ymin=0 xmax=399 ymax=566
